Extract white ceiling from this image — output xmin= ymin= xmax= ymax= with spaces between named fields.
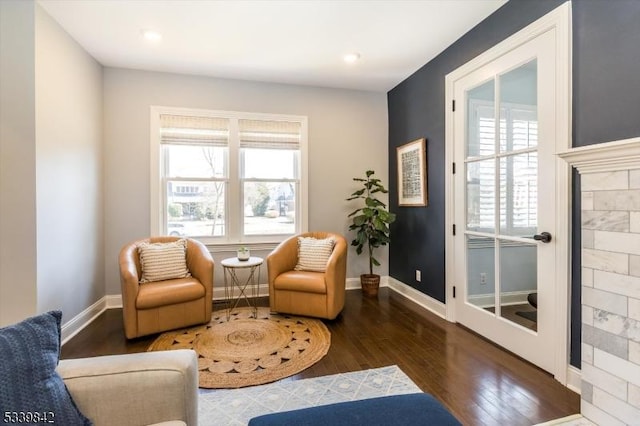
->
xmin=38 ymin=0 xmax=507 ymax=92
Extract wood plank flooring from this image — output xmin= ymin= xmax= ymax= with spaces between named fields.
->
xmin=61 ymin=288 xmax=579 ymax=425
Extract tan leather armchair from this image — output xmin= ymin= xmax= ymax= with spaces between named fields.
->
xmin=267 ymin=232 xmax=347 ymax=320
xmin=119 ymin=236 xmax=213 ymax=339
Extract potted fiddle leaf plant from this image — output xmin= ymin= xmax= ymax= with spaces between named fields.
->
xmin=346 ymin=170 xmax=396 ymax=296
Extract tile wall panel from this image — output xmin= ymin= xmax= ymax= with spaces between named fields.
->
xmin=581 ymin=168 xmax=640 ymax=425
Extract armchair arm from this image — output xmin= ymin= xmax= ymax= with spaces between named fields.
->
xmin=58 ymin=350 xmax=198 ymax=426
xmin=185 ymin=239 xmax=214 ymax=288
xmin=324 ymin=234 xmax=348 ymax=317
xmin=185 ymin=238 xmax=214 ymax=321
xmin=119 ymin=242 xmax=142 ymax=339
xmin=267 ymin=235 xmax=300 ymax=286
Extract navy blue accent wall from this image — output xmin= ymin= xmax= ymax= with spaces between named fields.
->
xmin=573 ymin=0 xmax=640 ymax=147
xmin=387 ymin=0 xmax=640 ymax=370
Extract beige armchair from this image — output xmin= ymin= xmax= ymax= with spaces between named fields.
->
xmin=267 ymin=232 xmax=347 ymax=320
xmin=58 ymin=350 xmax=198 ymax=426
xmin=119 ymin=236 xmax=213 ymax=339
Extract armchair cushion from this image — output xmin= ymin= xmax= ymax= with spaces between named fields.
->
xmin=295 ymin=237 xmax=335 ymax=272
xmin=138 ymin=238 xmax=191 ymax=283
xmin=274 ymin=270 xmax=327 ymax=294
xmin=0 ymin=311 xmax=91 ymax=426
xmin=136 ymin=277 xmax=206 ymax=309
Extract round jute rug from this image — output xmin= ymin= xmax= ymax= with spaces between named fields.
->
xmin=147 ymin=307 xmax=331 ymax=389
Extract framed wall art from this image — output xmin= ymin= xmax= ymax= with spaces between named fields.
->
xmin=397 ymin=138 xmax=427 ymax=206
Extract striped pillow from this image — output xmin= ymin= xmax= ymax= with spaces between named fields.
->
xmin=295 ymin=237 xmax=336 ymax=272
xmin=138 ymin=239 xmax=191 ymax=283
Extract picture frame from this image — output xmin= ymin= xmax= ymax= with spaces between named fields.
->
xmin=397 ymin=138 xmax=427 ymax=206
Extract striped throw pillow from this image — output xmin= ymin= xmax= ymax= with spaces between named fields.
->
xmin=295 ymin=237 xmax=336 ymax=272
xmin=138 ymin=239 xmax=191 ymax=283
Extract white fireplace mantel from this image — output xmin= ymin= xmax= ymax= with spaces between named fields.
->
xmin=558 ymin=136 xmax=640 ymax=173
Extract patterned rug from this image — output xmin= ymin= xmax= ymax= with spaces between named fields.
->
xmin=198 ymin=365 xmax=422 ymax=425
xmin=147 ymin=307 xmax=330 ymax=389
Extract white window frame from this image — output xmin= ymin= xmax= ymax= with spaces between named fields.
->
xmin=150 ymin=106 xmax=308 ymax=247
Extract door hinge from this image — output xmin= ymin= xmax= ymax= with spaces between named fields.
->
xmin=453 ymin=286 xmax=456 ymax=298
xmin=452 ymin=224 xmax=456 ymax=236
xmin=452 ymin=162 xmax=456 ymax=174
xmin=452 ymin=100 xmax=456 ymax=112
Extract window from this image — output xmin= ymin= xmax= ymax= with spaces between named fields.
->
xmin=150 ymin=107 xmax=308 ymax=245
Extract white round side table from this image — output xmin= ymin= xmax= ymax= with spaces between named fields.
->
xmin=220 ymin=256 xmax=263 ymax=320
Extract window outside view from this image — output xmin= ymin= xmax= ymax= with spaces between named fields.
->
xmin=160 ymin=114 xmax=301 ymax=240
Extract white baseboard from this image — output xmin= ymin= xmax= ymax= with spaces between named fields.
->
xmin=566 ymin=365 xmax=582 ymax=394
xmin=212 ymin=283 xmax=271 ymax=300
xmin=102 ymin=283 xmax=272 ymax=310
xmin=533 ymin=414 xmax=586 ymax=426
xmin=346 ymin=277 xmax=362 ymax=290
xmin=385 ymin=276 xmax=446 ymax=319
xmin=61 ymin=297 xmax=108 ymax=345
xmin=105 ymin=294 xmax=123 ymax=309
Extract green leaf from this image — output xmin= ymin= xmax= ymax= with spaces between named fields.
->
xmin=366 ymin=170 xmax=375 ymax=177
xmin=366 ymin=197 xmax=384 ymax=208
xmin=353 ymin=215 xmax=367 ymax=226
xmin=371 ymin=257 xmax=380 ymax=266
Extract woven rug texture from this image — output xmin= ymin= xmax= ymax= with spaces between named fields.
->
xmin=198 ymin=365 xmax=422 ymax=425
xmin=147 ymin=307 xmax=330 ymax=389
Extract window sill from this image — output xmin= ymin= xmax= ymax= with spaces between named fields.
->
xmin=203 ymin=241 xmax=280 ymax=253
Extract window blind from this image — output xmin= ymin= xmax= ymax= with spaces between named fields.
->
xmin=239 ymin=119 xmax=301 ymax=149
xmin=160 ymin=115 xmax=229 ymax=146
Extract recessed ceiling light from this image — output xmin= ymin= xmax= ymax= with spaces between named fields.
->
xmin=343 ymin=52 xmax=361 ymax=64
xmin=141 ymin=30 xmax=162 ymax=42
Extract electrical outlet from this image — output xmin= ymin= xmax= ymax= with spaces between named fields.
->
xmin=480 ymin=272 xmax=487 ymax=285
xmin=416 ymin=270 xmax=421 ymax=282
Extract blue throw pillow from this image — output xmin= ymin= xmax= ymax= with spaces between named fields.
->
xmin=0 ymin=311 xmax=91 ymax=425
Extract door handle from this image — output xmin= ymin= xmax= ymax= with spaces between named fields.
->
xmin=533 ymin=232 xmax=552 ymax=243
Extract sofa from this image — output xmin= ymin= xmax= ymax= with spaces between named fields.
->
xmin=1 ymin=310 xmax=198 ymax=426
xmin=58 ymin=350 xmax=198 ymax=426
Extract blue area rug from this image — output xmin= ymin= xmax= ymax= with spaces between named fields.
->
xmin=198 ymin=365 xmax=421 ymax=425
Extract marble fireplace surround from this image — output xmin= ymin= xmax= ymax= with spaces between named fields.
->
xmin=560 ymin=137 xmax=640 ymax=425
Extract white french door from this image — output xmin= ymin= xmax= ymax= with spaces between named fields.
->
xmin=446 ymin=4 xmax=571 ymax=378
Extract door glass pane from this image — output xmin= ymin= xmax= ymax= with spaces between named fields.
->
xmin=467 ymin=159 xmax=495 ymax=232
xmin=499 ymin=153 xmax=538 ymax=237
xmin=499 ymin=240 xmax=538 ymax=332
xmin=467 ymin=236 xmax=495 ymax=314
xmin=499 ymin=60 xmax=538 ymax=153
xmin=467 ymin=80 xmax=495 ymax=158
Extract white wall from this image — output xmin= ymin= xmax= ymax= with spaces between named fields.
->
xmin=0 ymin=0 xmax=38 ymax=326
xmin=103 ymin=68 xmax=388 ymax=294
xmin=34 ymin=5 xmax=104 ymax=319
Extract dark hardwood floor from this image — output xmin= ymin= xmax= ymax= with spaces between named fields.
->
xmin=61 ymin=288 xmax=579 ymax=425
